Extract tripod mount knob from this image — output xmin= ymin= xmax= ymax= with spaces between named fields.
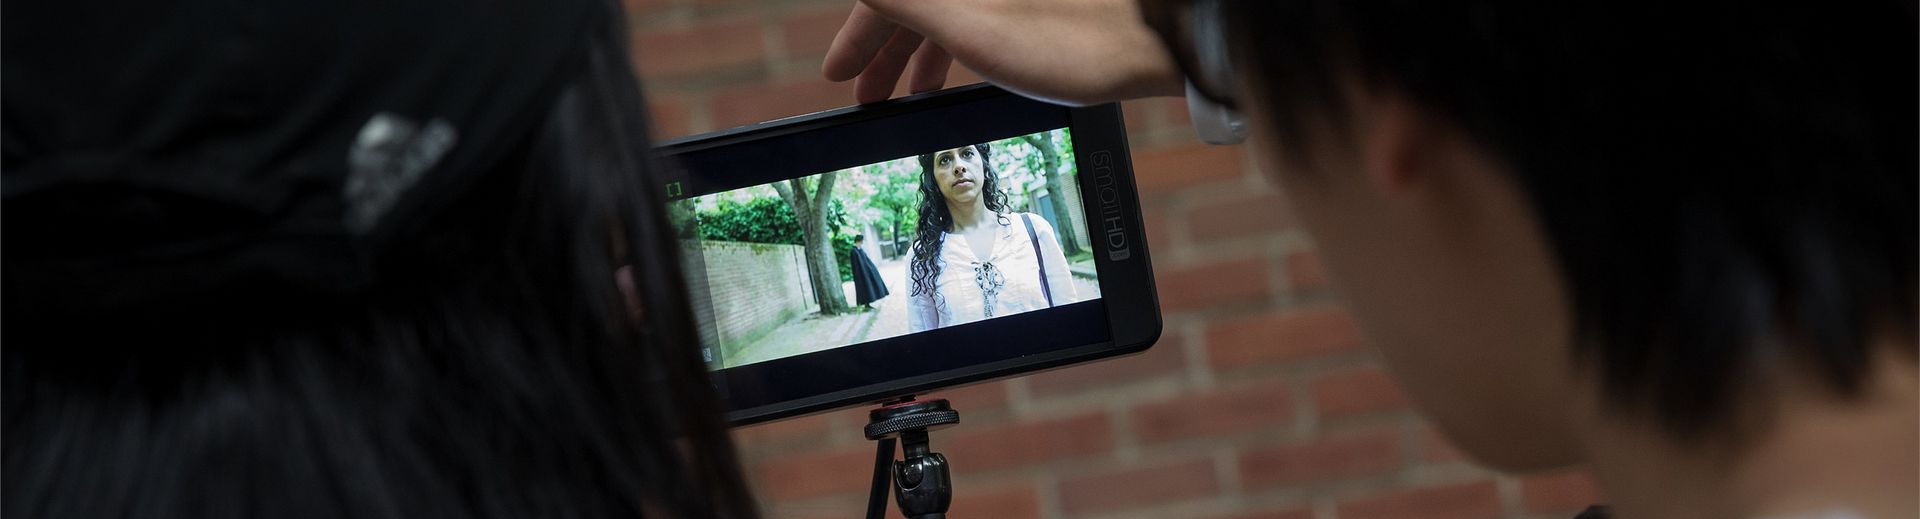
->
xmin=864 ymin=399 xmax=960 ymax=440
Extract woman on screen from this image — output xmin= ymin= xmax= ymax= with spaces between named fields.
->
xmin=906 ymin=143 xmax=1078 ymax=332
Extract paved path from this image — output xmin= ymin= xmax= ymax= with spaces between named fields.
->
xmin=854 ymin=258 xmax=911 ymax=344
xmin=720 ymin=258 xmax=905 ymax=368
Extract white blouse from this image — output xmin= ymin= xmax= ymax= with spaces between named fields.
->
xmin=907 ymin=213 xmax=1079 ymax=332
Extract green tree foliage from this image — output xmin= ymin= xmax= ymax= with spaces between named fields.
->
xmin=696 ymin=197 xmax=803 ymax=245
xmin=986 ymin=131 xmax=1077 ymax=198
xmin=697 ymin=192 xmax=863 ymax=283
xmin=698 ymin=197 xmax=851 ymax=245
xmin=836 ymin=159 xmax=923 ymax=259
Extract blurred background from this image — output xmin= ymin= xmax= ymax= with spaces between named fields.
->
xmin=625 ymin=1 xmax=1601 ymax=518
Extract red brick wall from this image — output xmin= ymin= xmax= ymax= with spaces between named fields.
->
xmin=625 ymin=1 xmax=1603 ymax=518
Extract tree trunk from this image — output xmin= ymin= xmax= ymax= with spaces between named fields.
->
xmin=890 ymin=217 xmax=902 ymax=259
xmin=773 ymin=173 xmax=850 ymax=316
xmin=1023 ymin=134 xmax=1083 ymax=256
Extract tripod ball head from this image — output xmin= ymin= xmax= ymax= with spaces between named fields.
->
xmin=864 ymin=398 xmax=960 ymax=519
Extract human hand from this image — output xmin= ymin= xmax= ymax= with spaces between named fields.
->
xmin=821 ymin=0 xmax=1185 ymax=106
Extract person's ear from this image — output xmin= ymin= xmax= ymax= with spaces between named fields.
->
xmin=1357 ymin=92 xmax=1434 ymax=196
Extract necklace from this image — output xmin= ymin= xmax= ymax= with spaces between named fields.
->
xmin=972 ymin=261 xmax=1007 ymax=317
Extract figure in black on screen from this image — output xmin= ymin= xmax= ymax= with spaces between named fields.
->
xmin=849 ymin=234 xmax=890 ymax=310
xmin=906 ymin=143 xmax=1077 ymax=332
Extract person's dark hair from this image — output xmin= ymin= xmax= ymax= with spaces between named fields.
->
xmin=854 ymin=234 xmax=866 ymax=243
xmin=1226 ymin=1 xmax=1917 ymax=436
xmin=908 ymin=144 xmax=1010 ymax=299
xmin=1 ymin=6 xmax=756 ymax=519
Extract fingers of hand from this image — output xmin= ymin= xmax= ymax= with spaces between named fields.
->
xmin=852 ymin=27 xmax=924 ymax=104
xmin=822 ymin=3 xmax=899 ymax=82
xmin=906 ymin=41 xmax=954 ymax=94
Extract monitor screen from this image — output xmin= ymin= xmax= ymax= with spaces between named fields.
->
xmin=679 ymin=128 xmax=1103 ymax=369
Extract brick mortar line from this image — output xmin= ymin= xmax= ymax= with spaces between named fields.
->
xmin=1163 ymin=234 xmax=1287 ymax=268
xmin=1111 ymin=399 xmax=1142 ymax=463
xmin=1014 ymin=377 xmax=1187 ymax=420
xmin=1079 ymin=500 xmax=1242 ymax=519
xmin=1209 ymin=360 xmax=1381 ymax=395
xmin=1127 ymin=127 xmax=1204 ymax=152
xmin=640 ymin=66 xmax=777 ymax=94
xmin=1180 ymin=316 xmax=1216 ymax=390
xmin=1161 ymin=197 xmax=1196 ymax=264
xmin=629 ymin=1 xmax=782 ymax=30
xmin=960 ymin=434 xmax=1292 ymax=496
xmin=1289 ymin=369 xmax=1321 ymax=439
xmin=757 ymin=11 xmax=790 ymax=73
xmin=1209 ymin=347 xmax=1380 ymax=383
xmin=1159 ymin=300 xmax=1282 ymax=325
xmin=1007 ymin=376 xmax=1036 ymax=415
xmin=1497 ymin=473 xmax=1526 ymax=519
xmin=1312 ymin=498 xmax=1338 ymax=519
xmin=1123 ymin=422 xmax=1320 ymax=461
xmin=1310 ymin=413 xmax=1425 ymax=444
xmin=1039 ymin=471 xmax=1068 ymax=519
xmin=1215 ymin=445 xmax=1244 ymax=501
xmin=1238 ymin=471 xmax=1493 ymax=513
xmin=1268 ymin=241 xmax=1294 ymax=309
xmin=1407 ymin=463 xmax=1503 ymax=489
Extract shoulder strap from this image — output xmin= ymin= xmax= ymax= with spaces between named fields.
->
xmin=1021 ymin=213 xmax=1054 ymax=308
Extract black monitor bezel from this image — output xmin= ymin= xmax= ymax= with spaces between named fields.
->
xmin=655 ymin=84 xmax=1161 ymax=427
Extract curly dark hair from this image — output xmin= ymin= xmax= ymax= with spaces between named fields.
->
xmin=908 ymin=143 xmax=1011 ymax=300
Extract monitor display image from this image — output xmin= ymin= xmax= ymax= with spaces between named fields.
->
xmin=676 ymin=128 xmax=1102 ymax=370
